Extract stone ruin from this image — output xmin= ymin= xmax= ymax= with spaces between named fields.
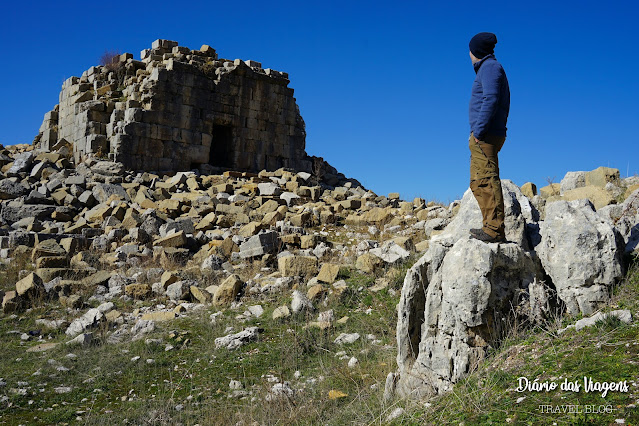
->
xmin=34 ymin=39 xmax=341 ymax=180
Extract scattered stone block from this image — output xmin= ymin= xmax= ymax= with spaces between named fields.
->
xmin=125 ymin=283 xmax=152 ymax=299
xmin=141 ymin=311 xmax=177 ymax=322
xmin=331 ymin=280 xmax=349 ymax=299
xmin=338 ymin=199 xmax=361 ymax=210
xmin=278 ymin=255 xmax=318 ymax=277
xmin=300 ymin=235 xmax=319 ymax=249
xmin=105 ymin=310 xmax=121 ymax=322
xmin=213 ymin=274 xmax=243 ymax=306
xmin=0 ymin=179 xmax=28 ymax=199
xmin=26 ymin=342 xmax=59 ymax=353
xmin=362 ymin=207 xmax=394 ymax=225
xmin=153 ymin=230 xmax=187 ymax=248
xmin=415 ymin=240 xmax=430 ymax=252
xmin=239 ymin=231 xmax=279 ymax=258
xmin=317 ymin=263 xmax=340 ymax=284
xmin=16 ymin=273 xmax=44 ymax=298
xmin=560 ymin=171 xmax=586 ymax=194
xmin=273 ymin=305 xmax=291 ymax=320
xmin=238 ymin=221 xmax=263 ymax=237
xmin=166 ymin=280 xmax=191 ymax=301
xmin=307 ymin=284 xmax=326 ymax=301
xmin=258 ymin=183 xmax=282 ymax=196
xmin=66 ymin=308 xmax=102 ymax=337
xmin=281 ymin=234 xmax=301 ymax=246
xmin=291 ymin=290 xmax=314 ymax=313
xmin=356 ymin=253 xmax=383 ymax=273
xmin=60 ymin=294 xmax=83 ymax=309
xmin=334 ymin=333 xmax=360 ymax=345
xmin=247 ymin=305 xmax=264 ymax=317
xmin=558 ymin=310 xmax=632 ymax=334
xmin=190 ymin=285 xmax=211 ymax=303
xmin=160 ymin=271 xmax=179 ymax=289
xmin=290 ymin=212 xmax=311 ymax=227
xmin=35 ymin=256 xmax=68 ymax=269
xmin=214 ymin=326 xmax=259 ymax=350
xmin=66 ymin=333 xmax=94 ymax=346
xmin=2 ymin=291 xmax=19 ymax=313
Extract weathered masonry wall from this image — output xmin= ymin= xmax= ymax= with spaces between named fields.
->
xmin=36 ymin=39 xmax=311 ymax=174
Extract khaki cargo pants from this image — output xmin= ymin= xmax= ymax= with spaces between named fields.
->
xmin=469 ymin=133 xmax=506 ymax=238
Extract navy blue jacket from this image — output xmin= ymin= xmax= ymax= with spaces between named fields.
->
xmin=469 ymin=54 xmax=510 ymax=140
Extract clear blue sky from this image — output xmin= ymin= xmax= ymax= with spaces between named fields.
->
xmin=1 ymin=0 xmax=637 ymax=202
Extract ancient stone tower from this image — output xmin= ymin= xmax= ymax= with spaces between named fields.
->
xmin=35 ymin=39 xmax=312 ymax=174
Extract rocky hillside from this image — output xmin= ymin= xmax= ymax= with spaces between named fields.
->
xmin=0 ymin=140 xmax=638 ymax=424
xmin=389 ymin=171 xmax=638 ymax=401
xmin=0 ymin=141 xmax=430 ymax=319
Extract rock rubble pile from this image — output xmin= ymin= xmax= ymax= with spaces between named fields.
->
xmin=0 ymin=141 xmax=445 ymax=347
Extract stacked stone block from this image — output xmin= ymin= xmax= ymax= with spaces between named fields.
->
xmin=36 ymin=39 xmax=311 ymax=174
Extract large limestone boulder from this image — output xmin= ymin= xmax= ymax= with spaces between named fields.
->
xmin=391 ymin=238 xmax=542 ymax=399
xmin=585 ymin=166 xmax=620 ymax=188
xmin=390 ymin=180 xmax=629 ymax=400
xmin=612 ymin=189 xmax=639 ymax=254
xmin=432 ymin=180 xmax=539 ymax=250
xmin=537 ymin=199 xmax=623 ymax=315
xmin=560 ymin=171 xmax=586 ymax=194
xmin=560 ymin=186 xmax=616 ymax=210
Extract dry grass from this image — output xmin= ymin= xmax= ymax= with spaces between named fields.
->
xmin=0 ymin=255 xmax=410 ymax=425
xmin=0 ymin=249 xmax=35 ymax=291
xmin=99 ymin=49 xmax=122 ymax=72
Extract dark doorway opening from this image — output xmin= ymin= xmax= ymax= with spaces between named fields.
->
xmin=209 ymin=125 xmax=233 ymax=167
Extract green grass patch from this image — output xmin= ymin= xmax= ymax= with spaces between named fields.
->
xmin=0 ymin=263 xmax=408 ymax=425
xmin=407 ymin=262 xmax=639 ymax=426
xmin=1 ymin=254 xmax=637 ymax=425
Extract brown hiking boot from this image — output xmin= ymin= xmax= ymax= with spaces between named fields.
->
xmin=470 ymin=228 xmax=483 ymax=238
xmin=470 ymin=228 xmax=507 ymax=243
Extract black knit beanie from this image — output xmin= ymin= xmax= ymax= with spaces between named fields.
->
xmin=469 ymin=32 xmax=497 ymax=59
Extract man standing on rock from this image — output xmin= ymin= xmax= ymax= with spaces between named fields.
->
xmin=468 ymin=32 xmax=510 ymax=243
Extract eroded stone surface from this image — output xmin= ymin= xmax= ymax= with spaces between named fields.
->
xmin=393 ymin=237 xmax=542 ymax=398
xmin=537 ymin=199 xmax=623 ymax=315
xmin=214 ymin=326 xmax=260 ymax=350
